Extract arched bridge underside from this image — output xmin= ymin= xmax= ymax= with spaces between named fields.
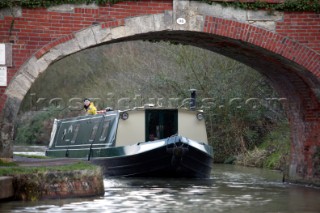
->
xmin=0 ymin=1 xmax=319 ymax=185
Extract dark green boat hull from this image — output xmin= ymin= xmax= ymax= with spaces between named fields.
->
xmin=46 ymin=136 xmax=213 ymax=178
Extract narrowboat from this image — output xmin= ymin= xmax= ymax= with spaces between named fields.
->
xmin=46 ymin=102 xmax=213 ymax=178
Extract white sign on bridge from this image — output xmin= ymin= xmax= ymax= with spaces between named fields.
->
xmin=0 ymin=66 xmax=7 ymax=86
xmin=0 ymin=44 xmax=5 ymax=65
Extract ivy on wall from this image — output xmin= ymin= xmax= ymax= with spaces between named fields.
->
xmin=0 ymin=0 xmax=319 ymax=12
xmin=217 ymin=0 xmax=320 ymax=13
xmin=0 ymin=0 xmax=131 ymax=9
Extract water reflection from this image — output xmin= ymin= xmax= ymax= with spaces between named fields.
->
xmin=2 ymin=164 xmax=320 ymax=213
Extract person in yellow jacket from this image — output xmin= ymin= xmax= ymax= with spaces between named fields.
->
xmin=83 ymin=98 xmax=97 ymax=115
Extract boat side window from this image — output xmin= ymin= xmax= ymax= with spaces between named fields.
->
xmin=99 ymin=119 xmax=110 ymax=141
xmin=89 ymin=122 xmax=99 ymax=142
xmin=60 ymin=124 xmax=78 ymax=143
xmin=71 ymin=124 xmax=80 ymax=144
xmin=61 ymin=129 xmax=67 ymax=141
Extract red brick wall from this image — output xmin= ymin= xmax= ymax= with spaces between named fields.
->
xmin=203 ymin=15 xmax=320 ymax=76
xmin=276 ymin=12 xmax=320 ymax=52
xmin=0 ymin=0 xmax=172 ymax=111
xmin=0 ymin=1 xmax=319 ymax=114
xmin=0 ymin=0 xmax=319 ymax=183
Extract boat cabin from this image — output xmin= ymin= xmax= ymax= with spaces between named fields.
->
xmin=116 ymin=107 xmax=207 ymax=146
xmin=47 ymin=107 xmax=208 ymax=157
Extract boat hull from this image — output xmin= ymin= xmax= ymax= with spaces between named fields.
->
xmin=45 ymin=109 xmax=214 ymax=178
xmin=91 ymin=136 xmax=213 ymax=178
xmin=45 ymin=116 xmax=214 ymax=178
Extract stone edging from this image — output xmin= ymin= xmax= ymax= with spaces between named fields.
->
xmin=1 ymin=167 xmax=104 ymax=201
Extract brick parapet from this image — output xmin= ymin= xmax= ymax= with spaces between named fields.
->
xmin=9 ymin=168 xmax=104 ymax=201
xmin=0 ymin=1 xmax=319 ymax=122
xmin=0 ymin=2 xmax=319 ymax=93
xmin=0 ymin=0 xmax=319 ymax=137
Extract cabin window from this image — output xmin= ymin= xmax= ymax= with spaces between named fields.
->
xmin=145 ymin=110 xmax=178 ymax=141
xmin=89 ymin=123 xmax=99 ymax=142
xmin=71 ymin=124 xmax=80 ymax=144
xmin=61 ymin=128 xmax=67 ymax=141
xmin=60 ymin=125 xmax=76 ymax=143
xmin=99 ymin=119 xmax=110 ymax=141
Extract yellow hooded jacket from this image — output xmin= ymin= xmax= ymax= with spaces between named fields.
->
xmin=85 ymin=102 xmax=97 ymax=115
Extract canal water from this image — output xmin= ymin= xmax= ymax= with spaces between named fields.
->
xmin=1 ymin=163 xmax=320 ymax=213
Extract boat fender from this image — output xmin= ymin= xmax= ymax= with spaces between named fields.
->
xmin=171 ymin=154 xmax=181 ymax=167
xmin=173 ymin=147 xmax=183 ymax=157
xmin=171 ymin=145 xmax=189 ymax=166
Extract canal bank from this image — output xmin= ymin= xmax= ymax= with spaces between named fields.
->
xmin=0 ymin=157 xmax=104 ymax=201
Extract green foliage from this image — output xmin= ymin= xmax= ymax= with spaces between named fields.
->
xmin=15 ymin=106 xmax=61 ymax=145
xmin=235 ymin=147 xmax=268 ymax=167
xmin=17 ymin=41 xmax=288 ymax=168
xmin=264 ymin=152 xmax=282 ymax=169
xmin=219 ymin=0 xmax=320 ymax=12
xmin=0 ymin=159 xmax=17 ymax=166
xmin=196 ymin=0 xmax=320 ymax=13
xmin=235 ymin=121 xmax=290 ymax=170
xmin=313 ymin=147 xmax=320 ymax=176
xmin=0 ymin=0 xmax=132 ymax=9
xmin=261 ymin=121 xmax=290 ymax=169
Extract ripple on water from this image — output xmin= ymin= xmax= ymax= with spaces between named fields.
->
xmin=4 ymin=164 xmax=320 ymax=213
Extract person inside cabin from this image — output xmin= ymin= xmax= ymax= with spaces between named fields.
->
xmin=149 ymin=133 xmax=158 ymax=141
xmin=83 ymin=98 xmax=97 ymax=115
xmin=105 ymin=107 xmax=113 ymax=112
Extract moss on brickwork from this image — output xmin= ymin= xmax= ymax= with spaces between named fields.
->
xmin=313 ymin=146 xmax=320 ymax=177
xmin=219 ymin=0 xmax=319 ymax=12
xmin=0 ymin=161 xmax=104 ymax=201
xmin=0 ymin=0 xmax=129 ymax=9
xmin=13 ymin=174 xmax=43 ymax=201
xmin=12 ymin=167 xmax=104 ymax=201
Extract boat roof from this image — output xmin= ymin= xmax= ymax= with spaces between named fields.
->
xmin=119 ymin=104 xmax=204 ymax=113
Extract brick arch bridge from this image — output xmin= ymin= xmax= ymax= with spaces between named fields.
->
xmin=0 ymin=0 xmax=319 ymax=185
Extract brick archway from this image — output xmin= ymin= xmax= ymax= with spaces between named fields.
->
xmin=1 ymin=1 xmax=319 ymax=185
